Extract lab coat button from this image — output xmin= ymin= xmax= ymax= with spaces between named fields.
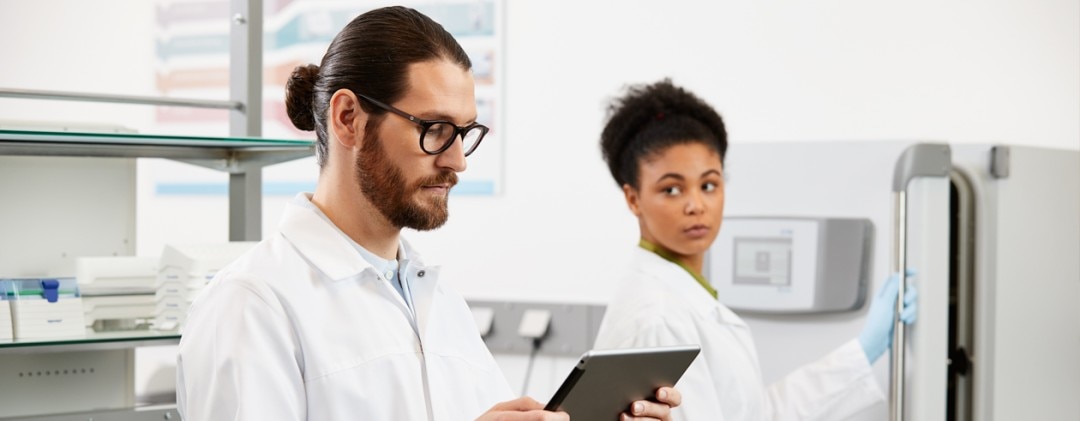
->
xmin=418 ymin=270 xmax=426 ymax=277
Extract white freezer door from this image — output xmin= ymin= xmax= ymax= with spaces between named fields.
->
xmin=967 ymin=146 xmax=1080 ymax=420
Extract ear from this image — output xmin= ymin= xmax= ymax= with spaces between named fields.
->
xmin=328 ymin=89 xmax=368 ymax=149
xmin=622 ymin=184 xmax=642 ymax=217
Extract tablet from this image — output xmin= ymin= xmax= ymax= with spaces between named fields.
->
xmin=544 ymin=345 xmax=700 ymax=419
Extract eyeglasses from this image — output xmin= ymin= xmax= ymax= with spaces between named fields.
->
xmin=357 ymin=93 xmax=489 ymax=157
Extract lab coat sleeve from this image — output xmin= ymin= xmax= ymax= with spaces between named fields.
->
xmin=763 ymin=339 xmax=884 ymax=421
xmin=615 ymin=319 xmax=727 ymax=421
xmin=177 ymin=275 xmax=306 ymax=421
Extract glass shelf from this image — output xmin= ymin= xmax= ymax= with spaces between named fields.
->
xmin=0 ymin=330 xmax=180 ymax=354
xmin=0 ymin=129 xmax=312 ymax=147
xmin=0 ymin=128 xmax=314 ymax=165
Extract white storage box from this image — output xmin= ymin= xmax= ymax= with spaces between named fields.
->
xmin=155 ymin=242 xmax=256 ymax=331
xmin=1 ymin=278 xmax=86 ymax=339
xmin=154 ymin=295 xmax=189 ymax=316
xmin=158 ymin=242 xmax=257 ymax=282
xmin=76 ymin=256 xmax=158 ymax=296
xmin=155 ymin=277 xmax=206 ymax=299
xmin=155 ymin=309 xmax=186 ymax=331
xmin=82 ymin=295 xmax=155 ymax=331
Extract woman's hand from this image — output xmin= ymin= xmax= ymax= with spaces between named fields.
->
xmin=621 ymin=387 xmax=682 ymax=421
xmin=858 ymin=270 xmax=918 ymax=363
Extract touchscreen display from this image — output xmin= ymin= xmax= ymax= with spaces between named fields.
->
xmin=733 ymin=237 xmax=793 ymax=286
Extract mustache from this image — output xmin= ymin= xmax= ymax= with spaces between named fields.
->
xmin=414 ymin=171 xmax=459 ymax=189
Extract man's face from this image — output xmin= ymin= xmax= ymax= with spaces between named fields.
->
xmin=355 ymin=59 xmax=477 ymax=231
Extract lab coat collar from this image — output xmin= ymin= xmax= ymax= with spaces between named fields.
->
xmin=632 ymin=247 xmax=747 ymax=328
xmin=278 ymin=193 xmax=433 ymax=282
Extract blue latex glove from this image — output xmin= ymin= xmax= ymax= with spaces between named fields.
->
xmin=858 ymin=270 xmax=918 ymax=363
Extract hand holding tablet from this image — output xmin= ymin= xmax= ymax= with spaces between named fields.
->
xmin=544 ymin=345 xmax=700 ymax=420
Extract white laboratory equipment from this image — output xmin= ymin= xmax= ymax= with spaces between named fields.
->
xmin=0 ymin=278 xmax=85 ymax=340
xmin=156 ymin=242 xmax=257 ymax=331
xmin=0 ymin=155 xmax=159 ymax=419
xmin=77 ymin=256 xmax=158 ymax=332
xmin=0 ymin=1 xmax=306 ymax=414
xmin=711 ymin=142 xmax=1079 ymax=421
xmin=77 ymin=256 xmax=158 ymax=296
xmin=709 ymin=217 xmax=872 ymax=313
xmin=82 ymin=295 xmax=157 ymax=332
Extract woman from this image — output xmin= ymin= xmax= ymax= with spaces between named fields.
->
xmin=592 ymin=79 xmax=916 ymax=420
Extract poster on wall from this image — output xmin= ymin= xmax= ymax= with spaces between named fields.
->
xmin=154 ymin=0 xmax=505 ymax=196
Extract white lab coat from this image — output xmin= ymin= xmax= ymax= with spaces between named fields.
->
xmin=594 ymin=247 xmax=883 ymax=420
xmin=177 ymin=194 xmax=513 ymax=421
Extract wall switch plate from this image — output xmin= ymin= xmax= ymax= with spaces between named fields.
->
xmin=518 ymin=308 xmax=552 ymax=339
xmin=467 ymin=300 xmax=606 ymax=357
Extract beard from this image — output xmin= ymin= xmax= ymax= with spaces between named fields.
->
xmin=355 ymin=131 xmax=458 ymax=231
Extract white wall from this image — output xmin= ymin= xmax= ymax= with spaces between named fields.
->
xmin=2 ymin=0 xmax=1078 ymax=408
xmin=0 ymin=0 xmax=158 ymax=128
xmin=413 ymin=0 xmax=1080 ymax=305
xmin=3 ymin=0 xmax=1074 ymax=296
xmin=404 ymin=0 xmax=1080 ymax=403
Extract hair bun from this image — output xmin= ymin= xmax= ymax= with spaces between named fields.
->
xmin=600 ymin=78 xmax=727 ymax=187
xmin=285 ymin=64 xmax=320 ymax=131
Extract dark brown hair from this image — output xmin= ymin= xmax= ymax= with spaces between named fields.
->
xmin=285 ymin=6 xmax=472 ymax=167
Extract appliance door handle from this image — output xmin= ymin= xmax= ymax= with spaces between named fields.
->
xmin=890 ymin=144 xmax=951 ymax=421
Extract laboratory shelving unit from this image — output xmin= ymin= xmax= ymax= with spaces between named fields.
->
xmin=0 ymin=130 xmax=313 ymax=416
xmin=0 ymin=331 xmax=183 ymax=421
xmin=0 ymin=1 xmax=307 ymax=419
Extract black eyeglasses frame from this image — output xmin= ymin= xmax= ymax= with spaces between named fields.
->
xmin=356 ymin=93 xmax=488 ymax=157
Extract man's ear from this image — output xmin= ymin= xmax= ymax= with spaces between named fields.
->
xmin=622 ymin=183 xmax=642 ymax=217
xmin=328 ymin=89 xmax=367 ymax=149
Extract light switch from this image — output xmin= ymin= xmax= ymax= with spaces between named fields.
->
xmin=518 ymin=309 xmax=552 ymax=339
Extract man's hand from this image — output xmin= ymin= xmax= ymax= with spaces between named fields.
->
xmin=621 ymin=387 xmax=682 ymax=421
xmin=476 ymin=397 xmax=569 ymax=421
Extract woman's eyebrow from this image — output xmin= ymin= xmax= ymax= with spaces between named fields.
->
xmin=700 ymin=169 xmax=722 ymax=178
xmin=656 ymin=173 xmax=685 ymax=183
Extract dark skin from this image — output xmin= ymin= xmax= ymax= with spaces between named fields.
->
xmin=623 ymin=142 xmax=725 ymax=274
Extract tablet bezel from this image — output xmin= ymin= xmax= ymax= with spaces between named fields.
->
xmin=544 ymin=345 xmax=701 ymax=418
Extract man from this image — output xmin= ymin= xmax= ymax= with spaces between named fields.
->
xmin=177 ymin=6 xmax=679 ymax=420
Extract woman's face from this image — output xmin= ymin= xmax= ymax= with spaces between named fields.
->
xmin=623 ymin=142 xmax=725 ymax=258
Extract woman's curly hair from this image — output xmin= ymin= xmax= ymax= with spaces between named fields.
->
xmin=600 ymin=79 xmax=727 ymax=189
